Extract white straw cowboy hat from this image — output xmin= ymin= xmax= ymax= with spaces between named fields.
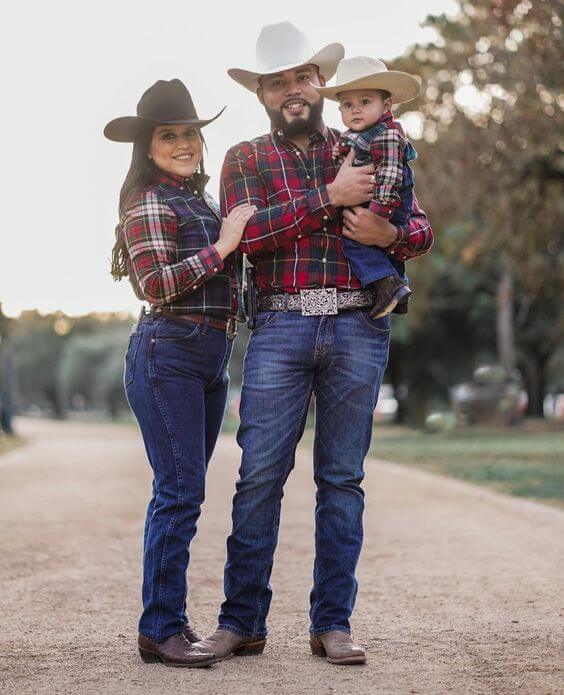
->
xmin=314 ymin=56 xmax=421 ymax=104
xmin=228 ymin=22 xmax=344 ymax=93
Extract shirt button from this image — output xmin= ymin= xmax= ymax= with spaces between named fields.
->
xmin=322 ymin=226 xmax=327 ymax=231
xmin=179 ymin=186 xmax=184 ymax=190
xmin=322 ymin=258 xmax=327 ymax=263
xmin=193 ymin=190 xmax=198 ymax=195
xmin=297 ymin=234 xmax=302 ymax=239
xmin=323 ymin=215 xmax=328 ymax=221
xmin=193 ymin=285 xmax=197 ymax=289
xmin=213 ymin=267 xmax=218 ymax=272
xmin=390 ymin=251 xmax=395 ymax=255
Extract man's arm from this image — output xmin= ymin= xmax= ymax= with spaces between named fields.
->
xmin=341 ymin=195 xmax=434 ymax=261
xmin=219 ymin=142 xmax=335 ymax=256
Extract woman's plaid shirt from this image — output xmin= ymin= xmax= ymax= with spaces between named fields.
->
xmin=220 ymin=126 xmax=433 ymax=295
xmin=122 ymin=170 xmax=242 ymax=319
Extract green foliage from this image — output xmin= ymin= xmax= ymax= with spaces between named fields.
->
xmin=370 ymin=424 xmax=564 ymax=506
xmin=387 ymin=0 xmax=564 ymax=418
xmin=8 ymin=311 xmax=132 ymax=418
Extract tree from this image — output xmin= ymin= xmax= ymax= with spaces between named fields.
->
xmin=391 ymin=0 xmax=564 ymax=415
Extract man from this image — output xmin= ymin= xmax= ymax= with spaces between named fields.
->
xmin=196 ymin=22 xmax=433 ymax=665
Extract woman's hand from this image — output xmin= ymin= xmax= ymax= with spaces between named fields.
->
xmin=214 ymin=203 xmax=257 ymax=259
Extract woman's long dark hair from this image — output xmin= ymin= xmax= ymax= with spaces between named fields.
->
xmin=110 ymin=125 xmax=207 ymax=280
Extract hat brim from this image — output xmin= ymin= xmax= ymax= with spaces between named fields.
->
xmin=103 ymin=106 xmax=226 ymax=143
xmin=314 ymin=71 xmax=421 ymax=104
xmin=228 ymin=42 xmax=344 ymax=93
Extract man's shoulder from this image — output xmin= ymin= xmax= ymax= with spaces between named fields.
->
xmin=225 ymin=133 xmax=274 ymax=160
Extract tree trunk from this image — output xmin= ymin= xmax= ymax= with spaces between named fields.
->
xmin=496 ymin=268 xmax=516 ymax=375
xmin=522 ymin=355 xmax=547 ymax=417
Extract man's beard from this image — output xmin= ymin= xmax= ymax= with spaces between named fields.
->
xmin=266 ymin=98 xmax=324 ymax=137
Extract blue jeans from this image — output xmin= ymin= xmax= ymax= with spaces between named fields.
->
xmin=218 ymin=309 xmax=390 ymax=637
xmin=343 ymin=237 xmax=406 ymax=287
xmin=125 ymin=314 xmax=232 ymax=642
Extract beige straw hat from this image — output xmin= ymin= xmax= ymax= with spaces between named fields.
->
xmin=313 ymin=56 xmax=421 ymax=104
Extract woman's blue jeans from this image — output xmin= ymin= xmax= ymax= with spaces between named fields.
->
xmin=125 ymin=314 xmax=232 ymax=642
xmin=218 ymin=309 xmax=390 ymax=638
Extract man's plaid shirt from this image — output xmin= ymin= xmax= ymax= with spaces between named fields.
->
xmin=220 ymin=125 xmax=433 ymax=295
xmin=122 ymin=170 xmax=242 ymax=319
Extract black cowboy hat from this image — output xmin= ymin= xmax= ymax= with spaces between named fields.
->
xmin=104 ymin=79 xmax=225 ymax=142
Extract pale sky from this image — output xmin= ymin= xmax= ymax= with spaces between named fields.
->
xmin=0 ymin=0 xmax=457 ymax=317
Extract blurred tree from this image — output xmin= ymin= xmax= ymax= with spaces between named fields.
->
xmin=57 ymin=327 xmax=130 ymax=416
xmin=0 ymin=304 xmax=16 ymax=433
xmin=391 ymin=0 xmax=564 ymax=415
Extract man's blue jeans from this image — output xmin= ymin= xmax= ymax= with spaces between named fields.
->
xmin=125 ymin=315 xmax=232 ymax=642
xmin=218 ymin=308 xmax=390 ymax=638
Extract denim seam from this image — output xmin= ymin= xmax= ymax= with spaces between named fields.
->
xmin=251 ymin=381 xmax=313 ymax=636
xmin=309 ymin=624 xmax=352 ymax=636
xmin=148 ymin=333 xmax=186 ymax=641
xmin=207 ymin=333 xmax=230 ymax=390
xmin=217 ymin=623 xmax=267 ymax=639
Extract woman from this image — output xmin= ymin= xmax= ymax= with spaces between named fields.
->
xmin=104 ymin=79 xmax=255 ymax=667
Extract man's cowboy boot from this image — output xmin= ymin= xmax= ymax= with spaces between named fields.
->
xmin=183 ymin=624 xmax=200 ymax=643
xmin=138 ymin=633 xmax=217 ymax=668
xmin=310 ymin=631 xmax=366 ymax=665
xmin=193 ymin=629 xmax=266 ymax=660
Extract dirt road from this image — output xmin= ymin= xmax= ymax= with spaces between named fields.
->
xmin=1 ymin=418 xmax=562 ymax=694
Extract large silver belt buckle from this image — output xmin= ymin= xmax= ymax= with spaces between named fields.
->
xmin=300 ymin=288 xmax=338 ymax=316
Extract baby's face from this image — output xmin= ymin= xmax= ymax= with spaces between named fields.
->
xmin=338 ymin=89 xmax=391 ymax=131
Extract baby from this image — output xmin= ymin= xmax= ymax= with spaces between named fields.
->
xmin=314 ymin=57 xmax=422 ymax=318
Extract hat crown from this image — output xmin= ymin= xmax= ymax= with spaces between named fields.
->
xmin=335 ymin=57 xmax=389 ymax=85
xmin=137 ymin=79 xmax=198 ymax=122
xmin=256 ymin=22 xmax=314 ymax=72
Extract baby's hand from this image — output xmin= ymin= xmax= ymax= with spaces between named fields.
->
xmin=332 ymin=142 xmax=341 ymax=160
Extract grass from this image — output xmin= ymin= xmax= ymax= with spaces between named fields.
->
xmin=369 ymin=423 xmax=564 ymax=508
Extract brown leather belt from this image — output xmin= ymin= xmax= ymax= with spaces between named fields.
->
xmin=151 ymin=308 xmax=238 ymax=338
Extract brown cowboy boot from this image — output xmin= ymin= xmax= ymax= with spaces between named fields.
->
xmin=310 ymin=631 xmax=366 ymax=665
xmin=138 ymin=632 xmax=217 ymax=668
xmin=369 ymin=275 xmax=411 ymax=319
xmin=182 ymin=624 xmax=200 ymax=643
xmin=193 ymin=628 xmax=266 ymax=660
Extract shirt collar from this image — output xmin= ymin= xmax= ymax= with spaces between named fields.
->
xmin=271 ymin=124 xmax=330 ymax=145
xmin=155 ymin=168 xmax=210 ymax=195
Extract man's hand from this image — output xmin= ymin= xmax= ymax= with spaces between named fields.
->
xmin=341 ymin=206 xmax=398 ymax=248
xmin=327 ymin=150 xmax=374 ymax=207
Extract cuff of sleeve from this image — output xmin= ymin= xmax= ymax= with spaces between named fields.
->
xmin=384 ymin=226 xmax=409 ymax=256
xmin=368 ymin=201 xmax=395 ymax=218
xmin=197 ymin=245 xmax=225 ymax=276
xmin=307 ymin=185 xmax=336 ymax=229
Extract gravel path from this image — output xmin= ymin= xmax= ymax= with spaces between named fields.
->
xmin=1 ymin=418 xmax=562 ymax=694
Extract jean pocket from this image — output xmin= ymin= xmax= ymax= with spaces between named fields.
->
xmin=124 ymin=331 xmax=142 ymax=387
xmin=357 ymin=310 xmax=391 ymax=335
xmin=252 ymin=310 xmax=280 ymax=333
xmin=155 ymin=317 xmax=200 ymax=341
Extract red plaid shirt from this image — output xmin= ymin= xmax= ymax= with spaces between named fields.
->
xmin=122 ymin=170 xmax=242 ymax=319
xmin=220 ymin=125 xmax=433 ymax=294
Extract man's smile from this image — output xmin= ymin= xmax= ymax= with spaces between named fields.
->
xmin=282 ymin=99 xmax=309 ymax=117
